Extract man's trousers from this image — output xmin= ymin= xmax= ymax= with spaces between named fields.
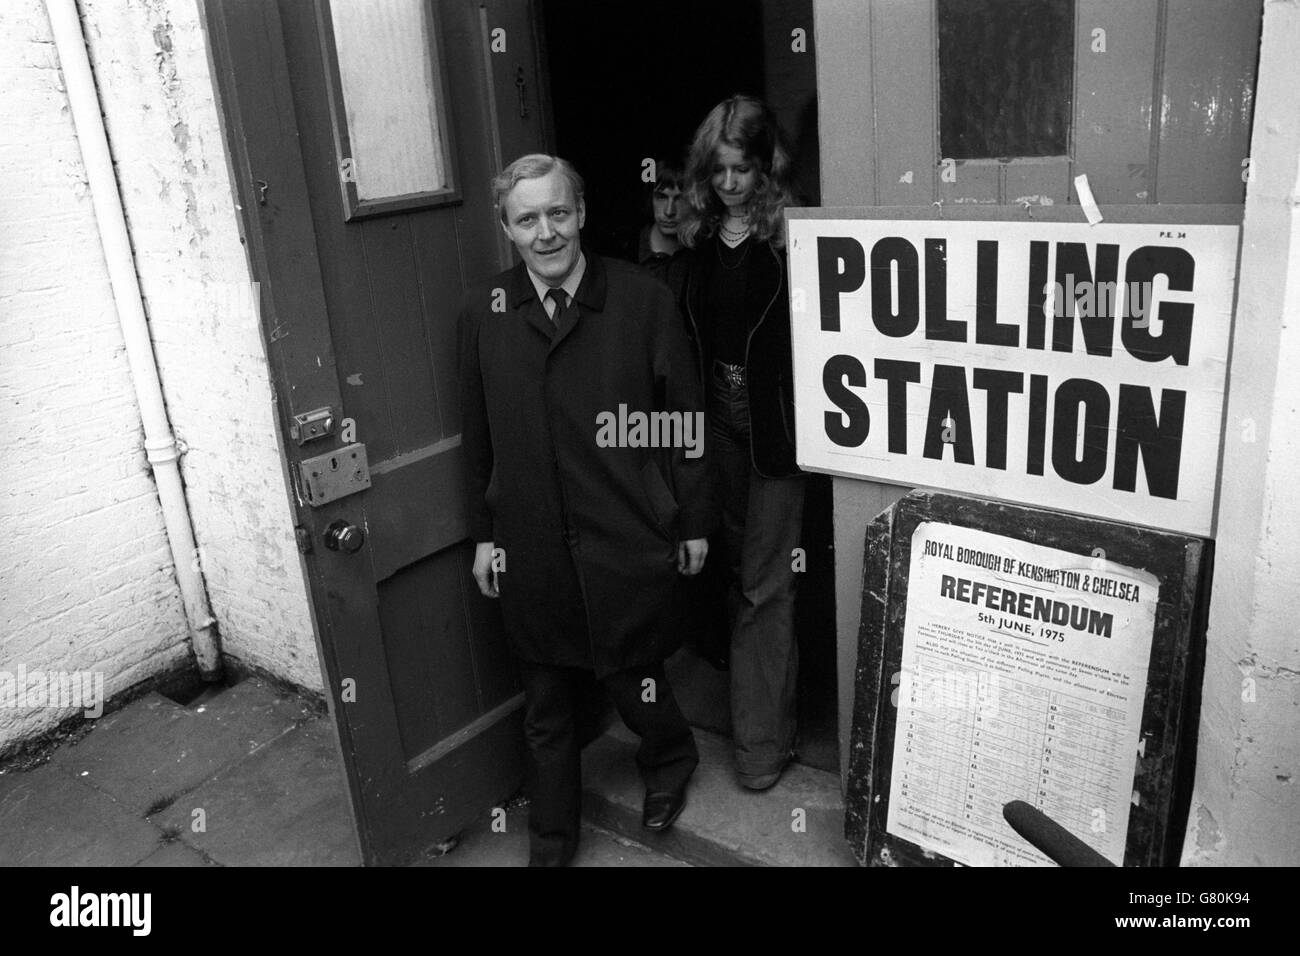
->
xmin=518 ymin=659 xmax=698 ymax=866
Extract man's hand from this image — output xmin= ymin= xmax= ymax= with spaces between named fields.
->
xmin=473 ymin=541 xmax=499 ymax=598
xmin=677 ymin=538 xmax=708 ymax=576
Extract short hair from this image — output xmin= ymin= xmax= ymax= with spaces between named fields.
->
xmin=650 ymin=158 xmax=685 ymax=193
xmin=492 ymin=153 xmax=585 ymax=223
xmin=643 ymin=157 xmax=685 ymax=218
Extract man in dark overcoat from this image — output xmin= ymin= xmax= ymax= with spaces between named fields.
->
xmin=458 ymin=153 xmax=715 ymax=866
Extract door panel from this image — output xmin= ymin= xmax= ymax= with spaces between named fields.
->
xmin=871 ymin=0 xmax=933 ymax=205
xmin=1072 ymin=0 xmax=1159 ymax=203
xmin=1005 ymin=159 xmax=1072 ymax=205
xmin=356 ymin=219 xmax=445 ymax=450
xmin=1156 ymin=0 xmax=1259 ymax=203
xmin=365 ymin=441 xmax=468 ymax=580
xmin=379 ymin=546 xmax=488 ymax=756
xmin=935 ymin=161 xmax=998 ymax=204
xmin=205 ymin=0 xmax=549 ymax=864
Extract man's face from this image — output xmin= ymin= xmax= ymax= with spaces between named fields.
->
xmin=652 ymin=184 xmax=683 ymax=236
xmin=500 ymin=169 xmax=586 ymax=285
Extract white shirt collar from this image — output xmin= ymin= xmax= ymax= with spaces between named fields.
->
xmin=527 ymin=252 xmax=586 ymax=312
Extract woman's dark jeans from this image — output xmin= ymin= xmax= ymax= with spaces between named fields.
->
xmin=708 ymin=371 xmax=805 ymax=778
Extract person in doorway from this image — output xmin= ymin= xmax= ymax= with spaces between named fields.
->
xmin=619 ymin=157 xmax=688 ymax=285
xmin=458 ymin=153 xmax=716 ymax=866
xmin=675 ymin=95 xmax=804 ymax=792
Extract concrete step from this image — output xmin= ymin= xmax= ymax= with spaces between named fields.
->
xmin=580 ymin=724 xmax=859 ymax=867
xmin=419 ymin=804 xmax=690 ymax=867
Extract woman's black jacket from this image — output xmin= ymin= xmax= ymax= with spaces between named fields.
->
xmin=666 ymin=237 xmax=802 ymax=479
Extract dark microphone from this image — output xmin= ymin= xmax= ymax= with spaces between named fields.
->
xmin=1002 ymin=800 xmax=1115 ymax=867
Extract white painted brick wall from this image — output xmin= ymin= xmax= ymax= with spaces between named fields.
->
xmin=0 ymin=0 xmax=192 ymax=751
xmin=0 ymin=0 xmax=321 ymax=754
xmin=79 ymin=0 xmax=321 ymax=693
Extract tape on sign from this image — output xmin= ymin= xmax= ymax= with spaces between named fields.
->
xmin=1074 ymin=174 xmax=1104 ymax=225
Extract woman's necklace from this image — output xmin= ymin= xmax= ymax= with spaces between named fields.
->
xmin=720 ymin=217 xmax=751 ymax=245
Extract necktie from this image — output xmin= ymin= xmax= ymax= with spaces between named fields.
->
xmin=546 ymin=287 xmax=567 ymax=328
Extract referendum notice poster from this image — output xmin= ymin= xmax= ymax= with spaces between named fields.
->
xmin=785 ymin=214 xmax=1239 ymax=536
xmin=886 ymin=522 xmax=1158 ymax=867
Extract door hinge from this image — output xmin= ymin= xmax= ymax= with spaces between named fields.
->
xmin=300 ymin=443 xmax=371 ymax=507
xmin=294 ymin=525 xmax=314 ymax=554
xmin=339 ymin=157 xmax=356 ymax=183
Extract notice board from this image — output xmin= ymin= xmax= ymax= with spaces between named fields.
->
xmin=785 ymin=205 xmax=1241 ymax=537
xmin=844 ymin=491 xmax=1209 ymax=867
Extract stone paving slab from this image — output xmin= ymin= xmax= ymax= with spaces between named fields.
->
xmin=48 ymin=692 xmax=276 ymax=816
xmin=0 ymin=763 xmax=163 ymax=866
xmin=153 ymin=719 xmax=360 ymax=866
xmin=187 ymin=678 xmax=317 ymax=747
xmin=419 ymin=805 xmax=688 ymax=867
xmin=581 ymin=723 xmax=858 ymax=867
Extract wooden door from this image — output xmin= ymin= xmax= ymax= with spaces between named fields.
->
xmin=204 ymin=0 xmax=551 ymax=865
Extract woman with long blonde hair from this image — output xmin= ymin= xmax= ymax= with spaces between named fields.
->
xmin=676 ymin=95 xmax=804 ymax=791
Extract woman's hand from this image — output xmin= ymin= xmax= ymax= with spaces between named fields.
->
xmin=677 ymin=538 xmax=709 ymax=576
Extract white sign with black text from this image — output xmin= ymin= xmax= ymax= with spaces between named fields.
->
xmin=785 ymin=214 xmax=1239 ymax=536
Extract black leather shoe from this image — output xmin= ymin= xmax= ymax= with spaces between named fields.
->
xmin=642 ymin=790 xmax=687 ymax=831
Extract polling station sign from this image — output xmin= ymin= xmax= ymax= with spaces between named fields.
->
xmin=785 ymin=209 xmax=1241 ymax=537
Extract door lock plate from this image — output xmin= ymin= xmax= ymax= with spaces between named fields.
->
xmin=300 ymin=443 xmax=371 ymax=506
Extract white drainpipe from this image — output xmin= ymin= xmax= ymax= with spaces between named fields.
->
xmin=47 ymin=0 xmax=223 ymax=680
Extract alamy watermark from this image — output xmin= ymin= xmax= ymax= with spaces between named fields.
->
xmin=0 ymin=666 xmax=104 ymax=718
xmin=50 ymin=886 xmax=150 ymax=936
xmin=893 ymin=667 xmax=1001 ymax=719
xmin=595 ymin=405 xmax=705 ymax=459
xmin=1045 ymin=276 xmax=1155 ymax=324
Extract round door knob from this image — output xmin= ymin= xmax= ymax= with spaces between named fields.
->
xmin=324 ymin=519 xmax=364 ymax=553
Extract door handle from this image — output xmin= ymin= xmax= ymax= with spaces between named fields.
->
xmin=324 ymin=519 xmax=365 ymax=554
xmin=514 ymin=65 xmax=528 ymax=119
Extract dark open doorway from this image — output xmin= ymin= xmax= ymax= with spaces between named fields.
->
xmin=541 ymin=0 xmax=765 ymax=254
xmin=538 ymin=0 xmax=836 ymax=775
